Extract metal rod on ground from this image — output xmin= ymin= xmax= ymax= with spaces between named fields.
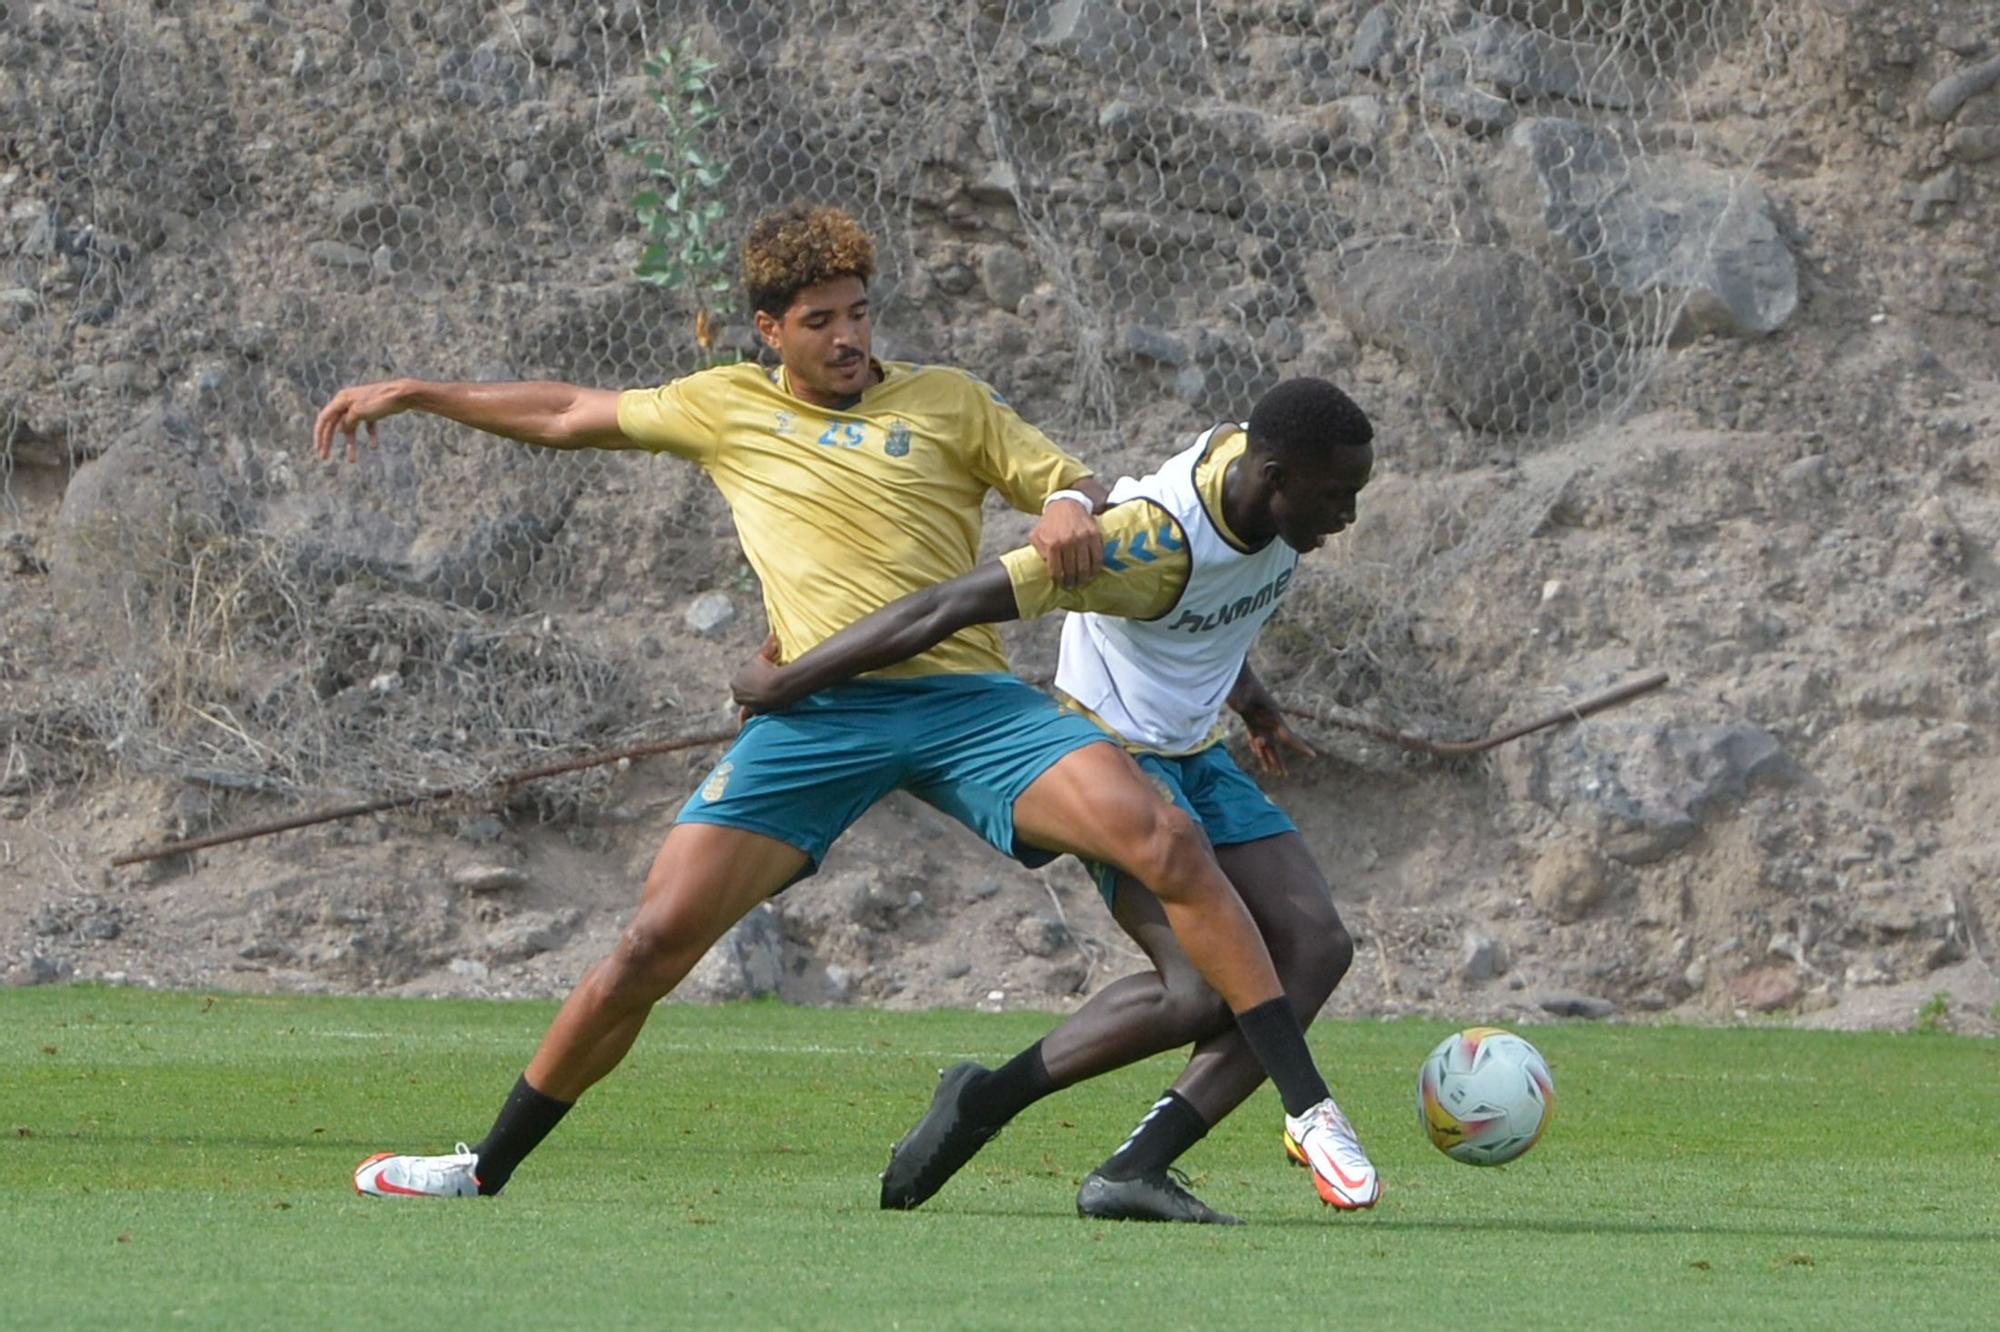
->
xmin=1282 ymin=670 xmax=1669 ymax=758
xmin=109 ymin=728 xmax=739 ymax=867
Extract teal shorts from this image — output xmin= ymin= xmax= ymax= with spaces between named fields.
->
xmin=677 ymin=672 xmax=1111 ymax=878
xmin=1089 ymin=742 xmax=1296 ymax=907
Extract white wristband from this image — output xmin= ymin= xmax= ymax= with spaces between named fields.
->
xmin=1042 ymin=488 xmax=1093 ymax=514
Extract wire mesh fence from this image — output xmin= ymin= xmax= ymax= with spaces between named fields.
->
xmin=1 ymin=0 xmax=1808 ymax=807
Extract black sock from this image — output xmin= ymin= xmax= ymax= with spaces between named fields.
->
xmin=1233 ymin=997 xmax=1330 ymax=1117
xmin=958 ymin=1041 xmax=1054 ymax=1129
xmin=471 ymin=1074 xmax=573 ymax=1196
xmin=1096 ymin=1090 xmax=1209 ymax=1182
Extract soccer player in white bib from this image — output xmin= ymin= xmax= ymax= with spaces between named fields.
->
xmin=732 ymin=377 xmax=1379 ymax=1221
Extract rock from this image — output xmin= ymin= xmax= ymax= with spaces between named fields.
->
xmin=1459 ymin=930 xmax=1507 ymax=981
xmin=822 ymin=963 xmax=855 ymax=1003
xmin=1507 ymin=720 xmax=1793 ymax=866
xmin=483 ymin=909 xmax=579 ymax=963
xmin=1726 ymin=964 xmax=1803 ymax=1013
xmin=6 ymin=955 xmax=69 ymax=986
xmin=1909 ymin=167 xmax=1962 ymax=224
xmin=437 ymin=46 xmax=529 ymax=108
xmin=457 ymin=815 xmax=507 ymax=845
xmin=1123 ymin=325 xmax=1188 ymax=366
xmin=0 ymin=287 xmax=37 ymax=331
xmin=1921 ymin=53 xmax=2000 ymax=123
xmin=1905 ymin=494 xmax=1965 ymax=566
xmin=1490 ymin=118 xmax=1798 ymax=340
xmin=1432 ymin=82 xmax=1516 ymax=135
xmin=447 ymin=957 xmax=490 ymax=980
xmin=683 ymin=591 xmax=736 ymax=637
xmin=1527 ymin=841 xmax=1610 ymax=922
xmin=452 ymin=864 xmax=531 ymax=894
xmin=305 ymin=240 xmax=372 ymax=271
xmin=48 ymin=409 xmax=231 ymax=653
xmin=1349 ymin=4 xmax=1397 ymax=74
xmin=1777 ymin=453 xmax=1835 ymax=498
xmin=684 ymin=904 xmax=785 ymax=1000
xmin=1944 ymin=126 xmax=2000 ymax=162
xmin=1536 ymin=992 xmax=1616 ymax=1019
xmin=1446 ymin=16 xmax=1647 ymax=109
xmin=978 ymin=246 xmax=1033 ymax=312
xmin=971 ymin=878 xmax=1003 ymax=901
xmin=1307 ymin=241 xmax=1591 ymax=433
xmin=1031 ymin=0 xmax=1198 ymax=78
xmin=932 ymin=262 xmax=975 ymax=296
xmin=1014 ymin=914 xmax=1068 ymax=958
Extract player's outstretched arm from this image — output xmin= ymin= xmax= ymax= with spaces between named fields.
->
xmin=311 ymin=378 xmax=631 ymax=463
xmin=731 ymin=565 xmax=1021 ymax=715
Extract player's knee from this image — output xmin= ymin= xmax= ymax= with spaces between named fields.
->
xmin=1154 ymin=972 xmax=1233 ymax=1043
xmin=602 ymin=912 xmax=699 ymax=1002
xmin=1124 ymin=804 xmax=1212 ymax=902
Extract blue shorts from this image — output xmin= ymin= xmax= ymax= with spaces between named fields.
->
xmin=677 ymin=673 xmax=1111 ymax=879
xmin=1088 ymin=742 xmax=1297 ymax=907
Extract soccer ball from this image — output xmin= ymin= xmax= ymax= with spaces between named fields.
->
xmin=1416 ymin=1027 xmax=1554 ymax=1166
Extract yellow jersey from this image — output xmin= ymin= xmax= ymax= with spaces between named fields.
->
xmin=618 ymin=359 xmax=1090 ymax=677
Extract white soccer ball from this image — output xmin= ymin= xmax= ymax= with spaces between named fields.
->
xmin=1415 ymin=1026 xmax=1554 ymax=1166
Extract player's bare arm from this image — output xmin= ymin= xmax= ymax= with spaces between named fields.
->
xmin=731 ymin=563 xmax=1019 ymax=715
xmin=1226 ymin=659 xmax=1315 ymax=777
xmin=311 ymin=378 xmax=629 ymax=463
xmin=1030 ymin=475 xmax=1111 ymax=588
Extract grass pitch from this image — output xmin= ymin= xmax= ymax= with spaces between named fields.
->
xmin=2 ymin=988 xmax=1995 ymax=1330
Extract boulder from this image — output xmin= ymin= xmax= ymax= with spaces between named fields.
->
xmin=1506 ymin=720 xmax=1793 ymax=865
xmin=1308 ymin=241 xmax=1592 ymax=433
xmin=682 ymin=904 xmax=785 ymax=1001
xmin=1489 ymin=118 xmax=1798 ymax=340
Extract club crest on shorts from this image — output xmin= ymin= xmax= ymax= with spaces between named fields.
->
xmin=883 ymin=419 xmax=912 ymax=457
xmin=701 ymin=761 xmax=734 ymax=802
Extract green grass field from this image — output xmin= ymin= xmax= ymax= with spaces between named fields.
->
xmin=3 ymin=987 xmax=1995 ymax=1330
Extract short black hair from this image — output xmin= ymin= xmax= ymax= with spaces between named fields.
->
xmin=1246 ymin=377 xmax=1373 ymax=461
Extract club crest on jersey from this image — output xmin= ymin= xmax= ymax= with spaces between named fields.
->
xmin=1165 ymin=567 xmax=1294 ymax=633
xmin=884 ymin=419 xmax=912 ymax=457
xmin=701 ymin=761 xmax=734 ymax=802
xmin=772 ymin=410 xmax=795 ymax=436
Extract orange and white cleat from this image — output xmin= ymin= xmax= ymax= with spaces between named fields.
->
xmin=353 ymin=1143 xmax=482 ymax=1198
xmin=1282 ymin=1098 xmax=1382 ymax=1210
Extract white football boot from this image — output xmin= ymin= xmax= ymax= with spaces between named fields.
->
xmin=1282 ymin=1098 xmax=1382 ymax=1210
xmin=353 ymin=1143 xmax=481 ymax=1198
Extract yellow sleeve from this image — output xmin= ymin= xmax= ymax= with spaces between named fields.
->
xmin=964 ymin=376 xmax=1092 ymax=512
xmin=1001 ymin=500 xmax=1190 ymax=621
xmin=616 ymin=379 xmax=720 ymax=466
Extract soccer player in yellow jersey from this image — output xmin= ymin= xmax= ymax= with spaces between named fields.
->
xmin=315 ymin=204 xmax=1359 ymax=1210
xmin=732 ymin=378 xmax=1380 ymax=1221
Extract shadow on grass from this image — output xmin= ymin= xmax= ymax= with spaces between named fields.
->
xmin=914 ymin=1206 xmax=1998 ymax=1246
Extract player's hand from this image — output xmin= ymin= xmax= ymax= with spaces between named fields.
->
xmin=1030 ymin=496 xmax=1102 ymax=589
xmin=1231 ymin=679 xmax=1315 ymax=777
xmin=313 ymin=380 xmax=412 ymax=463
xmin=730 ymin=634 xmax=794 ymax=719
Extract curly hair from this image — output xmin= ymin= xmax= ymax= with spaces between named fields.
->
xmin=741 ymin=203 xmax=877 ymax=317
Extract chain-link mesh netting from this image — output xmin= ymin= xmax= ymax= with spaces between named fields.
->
xmin=1 ymin=0 xmax=1808 ymax=810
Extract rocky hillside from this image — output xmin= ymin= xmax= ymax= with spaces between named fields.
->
xmin=2 ymin=1 xmax=1995 ymax=1035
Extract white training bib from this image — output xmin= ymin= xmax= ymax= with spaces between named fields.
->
xmin=1056 ymin=424 xmax=1298 ymax=751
